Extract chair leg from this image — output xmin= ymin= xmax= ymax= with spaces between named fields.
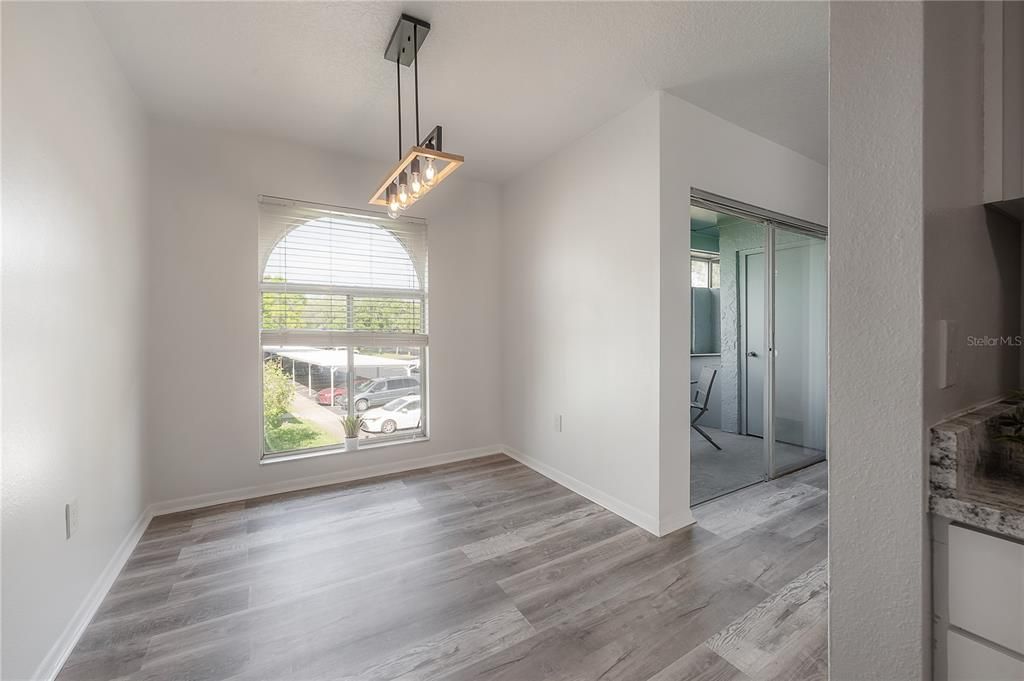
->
xmin=691 ymin=424 xmax=722 ymax=450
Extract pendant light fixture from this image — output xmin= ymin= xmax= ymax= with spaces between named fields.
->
xmin=370 ymin=14 xmax=464 ymax=217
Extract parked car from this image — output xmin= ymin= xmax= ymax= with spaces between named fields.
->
xmin=352 ymin=376 xmax=420 ymax=411
xmin=316 ymin=377 xmax=373 ymax=406
xmin=361 ymin=396 xmax=421 ymax=434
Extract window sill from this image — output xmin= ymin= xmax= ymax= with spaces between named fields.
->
xmin=260 ymin=434 xmax=430 ymax=465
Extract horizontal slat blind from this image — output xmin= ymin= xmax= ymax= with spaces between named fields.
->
xmin=259 ymin=196 xmax=427 ymax=339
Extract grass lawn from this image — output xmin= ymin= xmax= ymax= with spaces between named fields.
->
xmin=265 ymin=416 xmax=338 ymax=453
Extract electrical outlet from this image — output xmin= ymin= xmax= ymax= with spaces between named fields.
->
xmin=65 ymin=499 xmax=79 ymax=539
xmin=555 ymin=414 xmax=563 ymax=433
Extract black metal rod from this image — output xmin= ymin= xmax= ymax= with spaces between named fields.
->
xmin=397 ymin=58 xmax=402 ymax=159
xmin=414 ymin=24 xmax=420 ymax=144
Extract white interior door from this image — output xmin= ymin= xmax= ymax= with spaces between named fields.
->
xmin=742 ymin=250 xmax=765 ymax=437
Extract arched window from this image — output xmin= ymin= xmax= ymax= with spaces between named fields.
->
xmin=259 ymin=197 xmax=427 ymax=458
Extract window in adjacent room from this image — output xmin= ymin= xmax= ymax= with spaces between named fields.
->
xmin=691 ymin=251 xmax=721 ymax=355
xmin=690 ymin=253 xmax=720 ymax=289
xmin=258 ymin=196 xmax=428 ymax=458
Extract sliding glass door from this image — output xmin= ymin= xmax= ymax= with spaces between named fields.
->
xmin=689 ymin=192 xmax=826 ymax=504
xmin=767 ymin=225 xmax=828 ymax=477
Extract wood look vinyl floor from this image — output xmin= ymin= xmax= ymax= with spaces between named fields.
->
xmin=56 ymin=455 xmax=828 ymax=681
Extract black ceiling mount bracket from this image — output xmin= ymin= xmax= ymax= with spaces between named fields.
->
xmin=384 ymin=14 xmax=430 ymax=66
xmin=420 ymin=126 xmax=443 ymax=152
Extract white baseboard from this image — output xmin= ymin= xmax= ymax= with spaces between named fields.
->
xmin=33 ymin=444 xmax=502 ymax=680
xmin=502 ymin=445 xmax=664 ymax=536
xmin=658 ymin=507 xmax=697 ymax=536
xmin=33 ymin=507 xmax=153 ymax=681
xmin=148 ymin=444 xmax=503 ymax=517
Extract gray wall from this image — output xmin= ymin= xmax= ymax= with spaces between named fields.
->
xmin=923 ymin=1 xmax=1020 ymax=425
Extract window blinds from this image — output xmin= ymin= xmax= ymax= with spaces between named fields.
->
xmin=258 ymin=196 xmax=428 ymax=347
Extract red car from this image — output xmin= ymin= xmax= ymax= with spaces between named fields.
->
xmin=316 ymin=378 xmax=372 ymax=406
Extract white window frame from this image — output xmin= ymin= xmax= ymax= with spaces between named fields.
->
xmin=691 ymin=250 xmax=721 ymax=289
xmin=258 ymin=196 xmax=429 ymax=461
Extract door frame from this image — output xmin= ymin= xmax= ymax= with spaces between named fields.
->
xmin=691 ymin=189 xmax=828 ymax=483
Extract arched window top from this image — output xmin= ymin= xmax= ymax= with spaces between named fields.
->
xmin=263 ymin=216 xmax=422 ymax=291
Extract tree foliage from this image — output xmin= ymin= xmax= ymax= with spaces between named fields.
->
xmin=263 ymin=358 xmax=293 ymax=430
xmin=261 ymin=277 xmax=307 ymax=329
xmin=352 ymin=298 xmax=421 ymax=333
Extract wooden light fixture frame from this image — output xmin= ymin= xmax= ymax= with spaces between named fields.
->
xmin=369 ymin=143 xmax=464 ymax=208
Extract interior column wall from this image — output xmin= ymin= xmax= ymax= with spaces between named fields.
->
xmin=829 ymin=3 xmax=927 ymax=678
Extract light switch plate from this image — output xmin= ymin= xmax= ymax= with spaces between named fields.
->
xmin=65 ymin=499 xmax=79 ymax=539
xmin=939 ymin=320 xmax=958 ymax=389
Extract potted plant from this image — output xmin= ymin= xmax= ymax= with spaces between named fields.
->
xmin=342 ymin=414 xmax=364 ymax=451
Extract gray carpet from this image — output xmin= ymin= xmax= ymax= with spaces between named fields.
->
xmin=691 ymin=426 xmax=825 ymax=504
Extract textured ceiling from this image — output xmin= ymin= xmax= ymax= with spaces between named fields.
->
xmin=90 ymin=1 xmax=827 ymax=181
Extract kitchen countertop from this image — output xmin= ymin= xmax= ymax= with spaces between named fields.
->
xmin=930 ymin=398 xmax=1024 ymax=541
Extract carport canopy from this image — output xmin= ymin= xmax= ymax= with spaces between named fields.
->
xmin=269 ymin=347 xmax=415 ymax=370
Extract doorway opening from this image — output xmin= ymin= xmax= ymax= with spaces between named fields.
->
xmin=689 ymin=191 xmax=827 ymax=505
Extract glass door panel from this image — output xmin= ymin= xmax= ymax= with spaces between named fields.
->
xmin=769 ymin=225 xmax=827 ymax=477
xmin=689 ymin=204 xmax=769 ymax=504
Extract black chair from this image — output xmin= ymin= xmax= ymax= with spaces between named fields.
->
xmin=691 ymin=367 xmax=721 ymax=450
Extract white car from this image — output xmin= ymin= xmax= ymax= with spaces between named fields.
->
xmin=360 ymin=396 xmax=421 ymax=434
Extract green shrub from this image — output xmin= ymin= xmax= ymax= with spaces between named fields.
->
xmin=263 ymin=358 xmax=293 ymax=430
xmin=341 ymin=414 xmax=364 ymax=438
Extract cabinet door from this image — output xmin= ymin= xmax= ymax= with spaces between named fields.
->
xmin=949 ymin=631 xmax=1024 ymax=681
xmin=949 ymin=525 xmax=1024 ymax=655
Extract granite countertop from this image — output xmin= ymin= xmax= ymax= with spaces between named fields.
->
xmin=930 ymin=398 xmax=1024 ymax=540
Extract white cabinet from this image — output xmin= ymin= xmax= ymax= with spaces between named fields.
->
xmin=948 ymin=524 xmax=1024 ymax=656
xmin=935 ymin=522 xmax=1024 ymax=681
xmin=948 ymin=631 xmax=1024 ymax=681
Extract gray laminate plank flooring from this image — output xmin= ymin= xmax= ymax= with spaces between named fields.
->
xmin=56 ymin=455 xmax=828 ymax=681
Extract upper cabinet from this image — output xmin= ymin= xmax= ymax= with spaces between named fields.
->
xmin=984 ymin=1 xmax=1024 ymax=221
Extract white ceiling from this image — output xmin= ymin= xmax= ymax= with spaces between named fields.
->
xmin=90 ymin=1 xmax=827 ymax=181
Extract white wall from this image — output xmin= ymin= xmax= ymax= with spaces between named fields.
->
xmin=500 ymin=92 xmax=826 ymax=535
xmin=829 ymin=3 xmax=927 ymax=679
xmin=1 ymin=4 xmax=149 ymax=679
xmin=658 ymin=93 xmax=827 ymax=529
xmin=500 ymin=95 xmax=664 ymax=532
xmin=144 ymin=119 xmax=502 ymax=505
